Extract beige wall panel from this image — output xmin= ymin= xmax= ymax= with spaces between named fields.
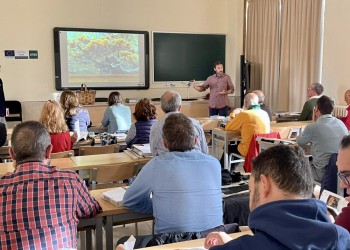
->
xmin=0 ymin=0 xmax=245 ymax=104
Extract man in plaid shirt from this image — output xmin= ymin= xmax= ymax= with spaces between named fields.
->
xmin=0 ymin=121 xmax=102 ymax=249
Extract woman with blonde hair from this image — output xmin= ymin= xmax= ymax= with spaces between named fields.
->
xmin=101 ymin=91 xmax=132 ymax=133
xmin=126 ymin=98 xmax=157 ymax=148
xmin=60 ymin=90 xmax=91 ymax=133
xmin=39 ymin=100 xmax=76 ymax=153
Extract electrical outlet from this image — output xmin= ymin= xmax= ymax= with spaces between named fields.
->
xmin=164 ymin=83 xmax=175 ymax=88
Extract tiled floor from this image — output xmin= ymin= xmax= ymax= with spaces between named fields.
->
xmin=78 ymin=221 xmax=154 ymax=250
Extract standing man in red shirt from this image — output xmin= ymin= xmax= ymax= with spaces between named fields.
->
xmin=193 ymin=61 xmax=235 ymax=117
xmin=0 ymin=121 xmax=102 ymax=249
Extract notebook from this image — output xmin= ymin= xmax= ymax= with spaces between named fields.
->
xmin=320 ymin=189 xmax=348 ymax=215
xmin=101 ymin=187 xmax=127 ymax=207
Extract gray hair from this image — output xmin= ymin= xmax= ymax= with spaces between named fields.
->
xmin=11 ymin=121 xmax=51 ymax=164
xmin=252 ymin=90 xmax=265 ymax=104
xmin=160 ymin=91 xmax=182 ymax=113
xmin=311 ymin=83 xmax=324 ymax=95
xmin=244 ymin=93 xmax=259 ymax=107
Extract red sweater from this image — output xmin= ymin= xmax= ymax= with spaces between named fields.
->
xmin=50 ymin=131 xmax=73 ymax=153
xmin=335 ymin=203 xmax=350 ymax=233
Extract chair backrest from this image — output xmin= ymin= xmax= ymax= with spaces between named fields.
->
xmin=243 ymin=132 xmax=281 ymax=172
xmin=50 ymin=150 xmax=74 ymax=159
xmin=0 ymin=146 xmax=11 ymax=162
xmin=257 ymin=137 xmax=295 ymax=153
xmin=79 ymin=144 xmax=120 ymax=156
xmin=5 ymin=100 xmax=22 ymax=122
xmin=321 ymin=153 xmax=344 ymax=196
xmin=90 ymin=162 xmax=135 ymax=189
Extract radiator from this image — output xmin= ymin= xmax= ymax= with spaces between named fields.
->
xmin=334 ymin=105 xmax=348 ymax=117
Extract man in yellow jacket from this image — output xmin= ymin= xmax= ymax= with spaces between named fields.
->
xmin=222 ymin=92 xmax=270 ymax=169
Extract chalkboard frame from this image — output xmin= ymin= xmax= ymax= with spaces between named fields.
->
xmin=153 ymin=32 xmax=226 ymax=83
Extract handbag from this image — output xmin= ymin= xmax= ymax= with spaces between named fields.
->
xmin=76 ymin=84 xmax=96 ymax=105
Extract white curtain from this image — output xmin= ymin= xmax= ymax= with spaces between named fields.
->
xmin=278 ymin=0 xmax=323 ymax=112
xmin=246 ymin=0 xmax=280 ymax=111
xmin=245 ymin=0 xmax=324 ymax=112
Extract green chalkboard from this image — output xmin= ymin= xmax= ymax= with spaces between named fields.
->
xmin=153 ymin=32 xmax=226 ymax=82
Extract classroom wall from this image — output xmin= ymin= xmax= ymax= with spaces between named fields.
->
xmin=322 ymin=0 xmax=350 ymax=105
xmin=0 ymin=0 xmax=244 ymax=107
xmin=5 ymin=1 xmax=346 ymax=113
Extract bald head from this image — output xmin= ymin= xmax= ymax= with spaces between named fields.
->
xmin=344 ymin=89 xmax=350 ymax=105
xmin=244 ymin=93 xmax=259 ymax=108
xmin=160 ymin=91 xmax=182 ymax=113
xmin=252 ymin=90 xmax=265 ymax=104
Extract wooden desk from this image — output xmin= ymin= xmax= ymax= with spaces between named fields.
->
xmin=0 ymin=153 xmax=150 ymax=177
xmin=70 ymin=152 xmax=150 ymax=170
xmin=86 ymin=99 xmax=209 ymax=126
xmin=137 ymin=231 xmax=252 ymax=249
xmin=89 ymin=188 xmax=154 ymax=250
xmin=270 ymin=121 xmax=311 ymax=139
xmin=88 ymin=125 xmax=108 ymax=134
xmin=0 ymin=158 xmax=78 ymax=177
xmin=196 ymin=117 xmax=221 ymax=131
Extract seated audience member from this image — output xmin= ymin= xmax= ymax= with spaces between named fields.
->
xmin=125 ymin=98 xmax=157 ymax=148
xmin=205 ymin=145 xmax=350 ymax=250
xmin=60 ymin=90 xmax=91 ymax=134
xmin=298 ymin=82 xmax=324 ymax=121
xmin=222 ymin=93 xmax=270 ymax=168
xmin=101 ymin=91 xmax=132 ymax=133
xmin=338 ymin=89 xmax=350 ymax=130
xmin=252 ymin=90 xmax=272 ymax=120
xmin=150 ymin=91 xmax=208 ymax=156
xmin=297 ymin=95 xmax=348 ymax=182
xmin=39 ymin=100 xmax=76 ymax=153
xmin=334 ymin=135 xmax=350 ymax=232
xmin=0 ymin=121 xmax=101 ymax=249
xmin=123 ymin=113 xmax=222 ymax=241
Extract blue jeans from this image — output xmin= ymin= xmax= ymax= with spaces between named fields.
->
xmin=209 ymin=106 xmax=228 ymax=117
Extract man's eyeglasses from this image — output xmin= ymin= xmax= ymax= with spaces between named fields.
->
xmin=337 ymin=172 xmax=350 ymax=186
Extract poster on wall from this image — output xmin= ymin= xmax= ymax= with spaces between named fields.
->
xmin=4 ymin=50 xmax=38 ymax=59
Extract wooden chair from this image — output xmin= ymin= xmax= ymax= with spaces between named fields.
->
xmin=89 ymin=162 xmax=136 ymax=190
xmin=78 ymin=144 xmax=120 ymax=156
xmin=229 ymin=132 xmax=281 ymax=173
xmin=5 ymin=100 xmax=22 ymax=122
xmin=90 ymin=162 xmax=150 ymax=235
xmin=0 ymin=146 xmax=11 ymax=162
xmin=50 ymin=150 xmax=74 ymax=159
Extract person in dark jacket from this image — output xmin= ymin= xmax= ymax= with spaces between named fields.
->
xmin=205 ymin=144 xmax=350 ymax=250
xmin=335 ymin=135 xmax=350 ymax=233
xmin=125 ymin=98 xmax=157 ymax=148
